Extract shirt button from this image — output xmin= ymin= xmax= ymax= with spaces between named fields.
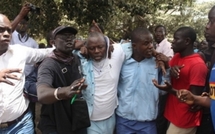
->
xmin=92 ymin=94 xmax=94 ymax=96
xmin=91 ymin=104 xmax=93 ymax=106
xmin=92 ymin=82 xmax=94 ymax=84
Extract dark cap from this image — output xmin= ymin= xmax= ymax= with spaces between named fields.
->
xmin=52 ymin=26 xmax=78 ymax=38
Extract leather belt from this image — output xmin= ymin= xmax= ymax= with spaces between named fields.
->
xmin=0 ymin=109 xmax=28 ymax=128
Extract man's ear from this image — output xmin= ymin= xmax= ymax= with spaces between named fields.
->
xmin=132 ymin=43 xmax=136 ymax=49
xmin=185 ymin=38 xmax=191 ymax=46
xmin=51 ymin=40 xmax=57 ymax=47
xmin=50 ymin=40 xmax=54 ymax=45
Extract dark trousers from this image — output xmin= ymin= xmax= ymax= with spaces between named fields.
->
xmin=196 ymin=111 xmax=215 ymax=134
xmin=156 ymin=94 xmax=169 ymax=134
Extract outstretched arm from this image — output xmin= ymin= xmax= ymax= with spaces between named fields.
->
xmin=152 ymin=49 xmax=170 ymax=76
xmin=37 ymin=78 xmax=87 ymax=104
xmin=177 ymin=90 xmax=210 ymax=107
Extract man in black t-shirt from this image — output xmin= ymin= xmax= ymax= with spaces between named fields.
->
xmin=37 ymin=26 xmax=87 ymax=134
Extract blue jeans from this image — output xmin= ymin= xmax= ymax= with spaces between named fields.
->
xmin=0 ymin=111 xmax=34 ymax=134
xmin=87 ymin=114 xmax=116 ymax=134
xmin=116 ymin=115 xmax=157 ymax=134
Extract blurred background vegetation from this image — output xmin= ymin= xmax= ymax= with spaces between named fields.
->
xmin=0 ymin=0 xmax=214 ymax=43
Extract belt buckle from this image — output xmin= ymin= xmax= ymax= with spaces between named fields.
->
xmin=0 ymin=123 xmax=8 ymax=128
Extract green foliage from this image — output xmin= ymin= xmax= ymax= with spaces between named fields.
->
xmin=148 ymin=1 xmax=214 ymax=41
xmin=0 ymin=0 xmax=211 ymax=42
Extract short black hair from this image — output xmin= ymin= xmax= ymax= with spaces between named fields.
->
xmin=39 ymin=43 xmax=46 ymax=48
xmin=130 ymin=27 xmax=151 ymax=43
xmin=175 ymin=27 xmax=196 ymax=44
xmin=155 ymin=25 xmax=167 ymax=35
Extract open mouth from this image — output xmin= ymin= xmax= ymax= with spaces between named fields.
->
xmin=66 ymin=43 xmax=74 ymax=47
xmin=147 ymin=51 xmax=152 ymax=55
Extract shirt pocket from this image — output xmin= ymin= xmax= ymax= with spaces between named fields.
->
xmin=147 ymin=72 xmax=157 ymax=85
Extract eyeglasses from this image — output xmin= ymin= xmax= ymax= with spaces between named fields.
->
xmin=55 ymin=34 xmax=75 ymax=40
xmin=0 ymin=27 xmax=12 ymax=33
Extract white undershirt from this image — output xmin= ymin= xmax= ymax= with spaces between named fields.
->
xmin=90 ymin=44 xmax=125 ymax=121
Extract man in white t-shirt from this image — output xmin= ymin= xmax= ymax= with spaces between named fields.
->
xmin=154 ymin=25 xmax=174 ymax=58
xmin=78 ymin=32 xmax=127 ymax=134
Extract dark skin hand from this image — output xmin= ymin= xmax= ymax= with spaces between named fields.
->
xmin=177 ymin=90 xmax=210 ymax=107
xmin=170 ymin=65 xmax=184 ymax=79
xmin=91 ymin=20 xmax=103 ymax=33
xmin=152 ymin=79 xmax=177 ymax=95
xmin=177 ymin=90 xmax=196 ymax=105
xmin=152 ymin=49 xmax=170 ymax=75
xmin=153 ymin=79 xmax=204 ymax=112
xmin=61 ymin=78 xmax=87 ymax=99
xmin=11 ymin=3 xmax=30 ymax=32
xmin=187 ymin=85 xmax=205 ymax=112
xmin=0 ymin=68 xmax=22 ymax=85
xmin=37 ymin=78 xmax=87 ymax=104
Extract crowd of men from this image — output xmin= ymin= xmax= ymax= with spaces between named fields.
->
xmin=0 ymin=3 xmax=215 ymax=134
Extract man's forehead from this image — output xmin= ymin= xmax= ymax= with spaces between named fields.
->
xmin=0 ymin=15 xmax=4 ymax=22
xmin=140 ymin=33 xmax=153 ymax=40
xmin=87 ymin=36 xmax=106 ymax=46
xmin=89 ymin=35 xmax=105 ymax=42
xmin=156 ymin=27 xmax=165 ymax=31
xmin=0 ymin=14 xmax=11 ymax=27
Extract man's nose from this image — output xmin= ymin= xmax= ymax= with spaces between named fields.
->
xmin=148 ymin=42 xmax=153 ymax=48
xmin=205 ymin=21 xmax=210 ymax=30
xmin=95 ymin=47 xmax=100 ymax=53
xmin=3 ymin=30 xmax=10 ymax=37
